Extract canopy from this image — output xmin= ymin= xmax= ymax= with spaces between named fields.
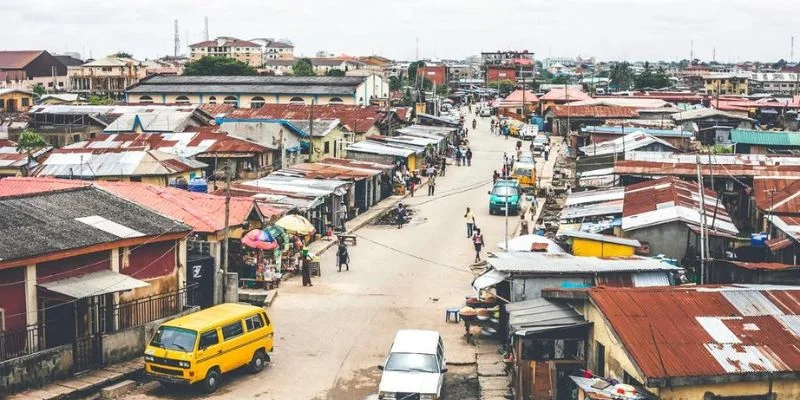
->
xmin=472 ymin=269 xmax=509 ymax=293
xmin=497 ymin=234 xmax=566 ymax=253
xmin=275 ymin=214 xmax=316 ymax=235
xmin=38 ymin=269 xmax=149 ymax=299
xmin=241 ymin=229 xmax=279 ymax=251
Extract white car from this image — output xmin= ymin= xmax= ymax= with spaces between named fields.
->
xmin=480 ymin=107 xmax=492 ymax=117
xmin=519 ymin=124 xmax=539 ymax=140
xmin=378 ymin=330 xmax=447 ymax=400
xmin=532 ymin=135 xmax=549 ymax=153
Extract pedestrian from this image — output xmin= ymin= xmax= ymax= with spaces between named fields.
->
xmin=504 ymin=125 xmax=510 ymax=140
xmin=426 ymin=164 xmax=436 ymax=178
xmin=407 ymin=175 xmax=415 ymax=197
xmin=455 ymin=147 xmax=462 ymax=166
xmin=440 ymin=157 xmax=447 ymax=176
xmin=493 ymin=170 xmax=500 ymax=184
xmin=337 ymin=239 xmax=350 ymax=272
xmin=396 ymin=203 xmax=406 ymax=229
xmin=465 ymin=147 xmax=473 ymax=167
xmin=472 ymin=119 xmax=477 ymax=130
xmin=461 ymin=147 xmax=467 ymax=166
xmin=472 ymin=228 xmax=485 ymax=263
xmin=464 ymin=207 xmax=475 ymax=238
xmin=544 ymin=143 xmax=550 ymax=161
xmin=502 ymin=164 xmax=508 ymax=178
xmin=428 ymin=172 xmax=436 ymax=196
xmin=301 ymin=249 xmax=313 ymax=287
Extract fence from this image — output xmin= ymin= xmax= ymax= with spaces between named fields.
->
xmin=0 ymin=284 xmax=199 ymax=362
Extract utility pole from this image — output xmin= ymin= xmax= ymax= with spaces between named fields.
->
xmin=203 ymin=16 xmax=209 ymax=41
xmin=695 ymin=155 xmax=706 ymax=285
xmin=222 ymin=161 xmax=232 ymax=300
xmin=504 ymin=187 xmax=509 ymax=252
xmin=173 ymin=20 xmax=180 ymax=57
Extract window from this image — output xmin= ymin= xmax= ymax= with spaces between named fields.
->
xmin=595 ymin=341 xmax=605 ymax=376
xmin=139 ymin=95 xmax=153 ymax=104
xmin=245 ymin=315 xmax=264 ymax=331
xmin=223 ymin=96 xmax=239 ymax=107
xmin=323 ymin=141 xmax=330 ymax=154
xmin=47 ymin=82 xmax=53 ymax=87
xmin=0 ymin=308 xmax=5 ymax=331
xmin=175 ymin=95 xmax=190 ymax=105
xmin=289 ymin=97 xmax=305 ymax=105
xmin=328 ymin=97 xmax=343 ymax=105
xmin=0 ymin=99 xmax=4 ymax=109
xmin=250 ymin=96 xmax=266 ymax=109
xmin=199 ymin=330 xmax=219 ymax=348
xmin=150 ymin=326 xmax=197 ymax=352
xmin=21 ymin=98 xmax=29 ymax=107
xmin=221 ymin=321 xmax=244 ymax=340
xmin=208 ymin=96 xmax=217 ymax=105
xmin=102 ymin=67 xmax=112 ymax=72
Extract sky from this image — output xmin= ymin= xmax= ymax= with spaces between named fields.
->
xmin=4 ymin=0 xmax=800 ymax=63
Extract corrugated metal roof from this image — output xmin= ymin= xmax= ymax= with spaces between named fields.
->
xmin=488 ymin=252 xmax=678 ymax=274
xmin=582 ymin=125 xmax=694 ymax=138
xmin=0 ymin=50 xmax=43 ymax=69
xmin=731 ymin=129 xmax=800 ymax=147
xmin=506 ymin=298 xmax=586 ymax=336
xmin=568 ymin=98 xmax=670 ymax=109
xmin=559 ymin=230 xmax=641 ymax=247
xmin=553 ymin=105 xmax=639 ymax=119
xmin=34 ymin=148 xmax=206 ymax=178
xmin=579 ymin=131 xmax=676 ymax=156
xmin=539 ymin=87 xmax=591 ymax=101
xmin=565 ymin=188 xmax=625 ymax=207
xmin=38 ymin=269 xmax=149 ymax=299
xmin=225 ymin=104 xmax=386 ymax=134
xmin=753 ymin=177 xmax=800 ymax=214
xmin=589 ymin=286 xmax=800 ymax=381
xmin=346 ymin=141 xmax=415 ymax=157
xmin=672 ymin=107 xmax=755 ymax=122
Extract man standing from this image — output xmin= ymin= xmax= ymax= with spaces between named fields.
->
xmin=440 ymin=157 xmax=447 ymax=176
xmin=464 ymin=207 xmax=475 ymax=238
xmin=544 ymin=143 xmax=550 ymax=161
xmin=465 ymin=147 xmax=473 ymax=167
xmin=337 ymin=239 xmax=350 ymax=272
xmin=396 ymin=203 xmax=406 ymax=229
xmin=493 ymin=170 xmax=500 ymax=184
xmin=472 ymin=228 xmax=485 ymax=263
xmin=428 ymin=172 xmax=436 ymax=196
xmin=301 ymin=250 xmax=313 ymax=287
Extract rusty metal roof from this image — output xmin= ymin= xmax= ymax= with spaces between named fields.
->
xmin=589 ymin=286 xmax=800 ymax=382
xmin=0 ymin=50 xmax=43 ymax=69
xmin=539 ymin=87 xmax=592 ymax=102
xmin=553 ymin=105 xmax=639 ymax=118
xmin=615 ymin=152 xmax=800 ymax=178
xmin=753 ymin=177 xmax=800 ymax=214
xmin=226 ymin=104 xmax=388 ymax=134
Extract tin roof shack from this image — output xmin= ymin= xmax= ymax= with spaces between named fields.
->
xmin=709 ymin=260 xmax=800 ymax=285
xmin=580 ymin=125 xmax=694 ymax=152
xmin=731 ymin=128 xmax=800 ymax=154
xmin=0 ymin=139 xmax=52 ymax=177
xmin=506 ymin=298 xmax=590 ymax=400
xmin=0 ymin=186 xmax=194 ymax=391
xmin=32 ymin=147 xmax=207 ymax=186
xmin=672 ymin=108 xmax=755 ymax=146
xmin=216 ymin=116 xmax=307 ymax=168
xmin=559 ymin=231 xmax=641 ymax=257
xmin=346 ymin=140 xmax=418 ymax=171
xmin=26 ymin=104 xmax=214 ymax=147
xmin=585 ymin=286 xmax=800 ymax=400
xmin=395 ymin=124 xmax=456 ymax=148
xmin=752 ymin=177 xmax=800 ymax=265
xmin=289 ymin=119 xmax=353 ymax=161
xmin=621 ymin=177 xmax=739 ymax=265
xmin=559 ymin=188 xmax=625 ymax=234
xmin=547 ymin=105 xmax=640 ymax=138
xmin=578 ymin=131 xmax=677 ymax=157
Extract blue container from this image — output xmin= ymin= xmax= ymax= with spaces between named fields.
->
xmin=188 ymin=178 xmax=208 ymax=193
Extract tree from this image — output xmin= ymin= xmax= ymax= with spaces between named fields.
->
xmin=183 ymin=56 xmax=258 ymax=76
xmin=436 ymin=84 xmax=450 ymax=97
xmin=292 ymin=58 xmax=316 ymax=76
xmin=15 ymin=130 xmax=47 ymax=177
xmin=113 ymin=51 xmax=133 ymax=59
xmin=491 ymin=79 xmax=516 ymax=95
xmin=609 ymin=62 xmax=634 ymax=90
xmin=634 ymin=62 xmax=671 ymax=89
xmin=551 ymin=76 xmax=569 ymax=85
xmin=325 ymin=69 xmax=346 ymax=77
xmin=407 ymin=61 xmax=425 ymax=81
xmin=389 ymin=76 xmax=403 ymax=91
xmin=88 ymin=95 xmax=115 ymax=105
xmin=32 ymin=85 xmax=46 ymax=97
xmin=774 ymin=59 xmax=788 ymax=70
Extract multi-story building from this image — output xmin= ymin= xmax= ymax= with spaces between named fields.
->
xmin=250 ymin=38 xmax=295 ymax=62
xmin=417 ymin=65 xmax=448 ymax=86
xmin=481 ymin=50 xmax=535 ymax=82
xmin=68 ymin=56 xmax=147 ymax=97
xmin=748 ymin=72 xmax=800 ymax=94
xmin=0 ymin=50 xmax=70 ymax=91
xmin=188 ymin=37 xmax=263 ymax=68
xmin=704 ymin=72 xmax=751 ymax=95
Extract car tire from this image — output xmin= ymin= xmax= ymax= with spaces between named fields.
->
xmin=249 ymin=350 xmax=266 ymax=373
xmin=203 ymin=368 xmax=221 ymax=393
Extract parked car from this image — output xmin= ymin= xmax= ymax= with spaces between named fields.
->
xmin=480 ymin=107 xmax=492 ymax=117
xmin=488 ymin=179 xmax=522 ymax=215
xmin=531 ymin=135 xmax=549 ymax=153
xmin=519 ymin=124 xmax=539 ymax=140
xmin=378 ymin=330 xmax=447 ymax=400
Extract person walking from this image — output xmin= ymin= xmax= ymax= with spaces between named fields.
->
xmin=440 ymin=157 xmax=447 ymax=176
xmin=472 ymin=119 xmax=477 ymax=130
xmin=301 ymin=250 xmax=313 ymax=286
xmin=396 ymin=203 xmax=406 ymax=229
xmin=337 ymin=239 xmax=350 ymax=272
xmin=406 ymin=175 xmax=415 ymax=197
xmin=464 ymin=207 xmax=475 ymax=238
xmin=465 ymin=147 xmax=473 ymax=167
xmin=544 ymin=143 xmax=551 ymax=161
xmin=493 ymin=170 xmax=500 ymax=184
xmin=455 ymin=147 xmax=462 ymax=166
xmin=428 ymin=172 xmax=436 ymax=196
xmin=472 ymin=228 xmax=485 ymax=263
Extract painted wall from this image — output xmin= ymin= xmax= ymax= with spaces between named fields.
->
xmin=0 ymin=344 xmax=73 ymax=393
xmin=0 ymin=91 xmax=34 ymax=112
xmin=511 ymin=276 xmax=590 ymax=302
xmin=134 ymin=93 xmax=356 ymax=107
xmin=309 ymin=127 xmax=349 ymax=161
xmin=623 ymin=222 xmax=687 ymax=260
xmin=0 ymin=268 xmax=26 ymax=332
xmin=572 ymin=239 xmax=635 ymax=257
xmin=37 ymin=251 xmax=110 ymax=284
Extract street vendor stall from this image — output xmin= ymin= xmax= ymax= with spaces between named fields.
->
xmin=239 ymin=228 xmax=282 ymax=289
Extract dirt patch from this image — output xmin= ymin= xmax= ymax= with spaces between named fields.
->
xmin=373 ymin=207 xmax=416 ymax=226
xmin=318 ymin=366 xmax=382 ymax=400
xmin=444 ymin=365 xmax=480 ymax=400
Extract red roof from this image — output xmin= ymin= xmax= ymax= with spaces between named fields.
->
xmin=539 ymin=87 xmax=592 ymax=102
xmin=753 ymin=178 xmax=800 ymax=214
xmin=0 ymin=50 xmax=43 ymax=69
xmin=614 ymin=161 xmax=800 ymax=178
xmin=503 ymin=89 xmax=539 ymax=103
xmin=0 ymin=177 xmax=258 ymax=233
xmin=189 ymin=38 xmax=260 ymax=48
xmin=65 ymin=130 xmax=272 ymax=155
xmin=553 ymin=105 xmax=638 ymax=118
xmin=723 ymin=261 xmax=799 ymax=271
xmin=590 ymin=286 xmax=800 ymax=381
xmin=227 ymin=104 xmax=387 ymax=134
xmin=199 ymin=103 xmax=237 ymax=116
xmin=623 ymin=177 xmax=722 ymax=217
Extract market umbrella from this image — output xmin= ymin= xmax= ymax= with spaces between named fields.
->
xmin=275 ymin=214 xmax=316 ymax=235
xmin=241 ymin=229 xmax=279 ymax=251
xmin=497 ymin=234 xmax=565 ymax=253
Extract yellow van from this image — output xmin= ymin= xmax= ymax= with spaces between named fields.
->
xmin=144 ymin=303 xmax=274 ymax=393
xmin=512 ymin=162 xmax=536 ymax=190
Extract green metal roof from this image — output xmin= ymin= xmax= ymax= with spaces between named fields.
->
xmin=730 ymin=129 xmax=800 ymax=146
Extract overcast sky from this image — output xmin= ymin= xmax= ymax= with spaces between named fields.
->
xmin=5 ymin=0 xmax=799 ymax=63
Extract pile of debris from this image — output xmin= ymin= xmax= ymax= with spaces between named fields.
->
xmin=373 ymin=206 xmax=416 ymax=225
xmin=537 ymin=151 xmax=576 ymax=238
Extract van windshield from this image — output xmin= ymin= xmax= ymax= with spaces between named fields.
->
xmin=492 ymin=186 xmax=519 ymax=197
xmin=385 ymin=353 xmax=439 ymax=373
xmin=150 ymin=326 xmax=197 ymax=352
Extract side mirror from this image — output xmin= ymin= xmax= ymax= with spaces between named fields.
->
xmin=441 ymin=368 xmax=448 ymax=373
xmin=378 ymin=365 xmax=384 ymax=370
xmin=487 ymin=191 xmax=492 ymax=195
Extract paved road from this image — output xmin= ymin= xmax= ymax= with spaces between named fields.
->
xmin=123 ymin=108 xmax=553 ymax=400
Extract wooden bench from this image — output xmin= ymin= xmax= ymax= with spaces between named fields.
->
xmin=337 ymin=234 xmax=357 ymax=245
xmin=239 ymin=278 xmax=279 ymax=290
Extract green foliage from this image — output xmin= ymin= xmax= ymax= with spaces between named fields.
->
xmin=389 ymin=76 xmax=403 ymax=91
xmin=492 ymin=79 xmax=516 ymax=95
xmin=88 ymin=95 xmax=115 ymax=105
xmin=551 ymin=76 xmax=569 ymax=85
xmin=436 ymin=84 xmax=450 ymax=97
xmin=634 ymin=62 xmax=671 ymax=89
xmin=292 ymin=58 xmax=316 ymax=76
xmin=407 ymin=61 xmax=425 ymax=80
xmin=32 ymin=85 xmax=46 ymax=96
xmin=610 ymin=62 xmax=634 ymax=90
xmin=325 ymin=69 xmax=346 ymax=77
xmin=183 ymin=56 xmax=258 ymax=76
xmin=16 ymin=130 xmax=47 ymax=176
xmin=113 ymin=51 xmax=133 ymax=59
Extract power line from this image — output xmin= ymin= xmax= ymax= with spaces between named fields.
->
xmin=353 ymin=233 xmax=473 ymax=275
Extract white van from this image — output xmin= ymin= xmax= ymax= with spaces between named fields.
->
xmin=378 ymin=330 xmax=447 ymax=400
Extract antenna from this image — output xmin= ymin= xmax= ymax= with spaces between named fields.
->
xmin=791 ymin=36 xmax=795 ymax=64
xmin=173 ymin=20 xmax=180 ymax=57
xmin=690 ymin=40 xmax=694 ymax=61
xmin=712 ymin=46 xmax=716 ymax=62
xmin=203 ymin=16 xmax=209 ymax=41
xmin=415 ymin=37 xmax=419 ymax=61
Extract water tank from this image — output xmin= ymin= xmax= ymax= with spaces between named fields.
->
xmin=169 ymin=177 xmax=188 ymax=190
xmin=188 ymin=178 xmax=208 ymax=193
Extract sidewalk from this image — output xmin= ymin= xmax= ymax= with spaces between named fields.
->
xmin=5 ymin=359 xmax=141 ymax=400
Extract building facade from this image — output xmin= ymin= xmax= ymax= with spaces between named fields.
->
xmin=0 ymin=51 xmax=70 ymax=91
xmin=68 ymin=57 xmax=147 ymax=97
xmin=704 ymin=72 xmax=751 ymax=95
xmin=189 ymin=37 xmax=263 ymax=67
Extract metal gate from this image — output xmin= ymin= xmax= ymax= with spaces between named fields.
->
xmin=73 ymin=333 xmax=102 ymax=373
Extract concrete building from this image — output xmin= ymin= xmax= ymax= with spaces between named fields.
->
xmin=68 ymin=57 xmax=147 ymax=97
xmin=748 ymin=72 xmax=800 ymax=94
xmin=481 ymin=50 xmax=535 ymax=81
xmin=417 ymin=65 xmax=448 ymax=86
xmin=704 ymin=72 xmax=751 ymax=95
xmin=250 ymin=38 xmax=294 ymax=61
xmin=0 ymin=89 xmax=34 ymax=112
xmin=126 ymin=74 xmax=389 ymax=107
xmin=0 ymin=50 xmax=70 ymax=91
xmin=188 ymin=37 xmax=263 ymax=67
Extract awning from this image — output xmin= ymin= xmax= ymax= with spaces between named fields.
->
xmin=507 ymin=298 xmax=588 ymax=336
xmin=38 ymin=269 xmax=149 ymax=299
xmin=767 ymin=237 xmax=794 ymax=251
xmin=471 ymin=269 xmax=509 ymax=293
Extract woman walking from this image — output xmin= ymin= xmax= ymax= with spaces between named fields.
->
xmin=472 ymin=228 xmax=485 ymax=263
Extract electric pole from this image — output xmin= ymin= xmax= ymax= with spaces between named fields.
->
xmin=203 ymin=16 xmax=209 ymax=41
xmin=696 ymin=155 xmax=706 ymax=285
xmin=173 ymin=20 xmax=180 ymax=57
xmin=222 ymin=161 xmax=232 ymax=300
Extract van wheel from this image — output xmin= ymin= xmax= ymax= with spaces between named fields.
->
xmin=203 ymin=368 xmax=221 ymax=393
xmin=249 ymin=350 xmax=266 ymax=373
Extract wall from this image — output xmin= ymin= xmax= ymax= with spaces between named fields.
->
xmin=345 ymin=151 xmax=396 ymax=167
xmin=0 ymin=92 xmax=34 ymax=112
xmin=37 ymin=251 xmax=110 ymax=284
xmin=134 ymin=93 xmax=355 ymax=107
xmin=572 ymin=239 xmax=635 ymax=257
xmin=654 ymin=379 xmax=800 ymax=400
xmin=586 ymin=302 xmax=646 ymax=384
xmin=0 ymin=268 xmax=26 ymax=332
xmin=309 ymin=128 xmax=349 ymax=161
xmin=511 ymin=276 xmax=589 ymax=302
xmin=102 ymin=306 xmax=198 ymax=365
xmin=624 ymin=222 xmax=687 ymax=260
xmin=0 ymin=344 xmax=73 ymax=393
xmin=487 ymin=68 xmax=517 ymax=82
